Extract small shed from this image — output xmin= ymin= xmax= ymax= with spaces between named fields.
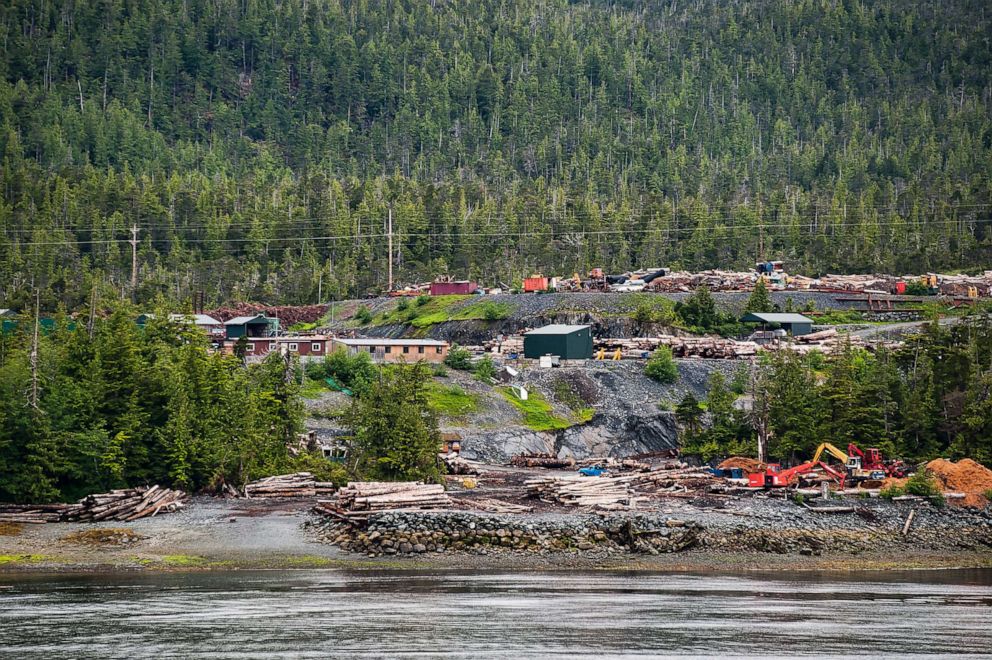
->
xmin=430 ymin=280 xmax=477 ymax=296
xmin=741 ymin=312 xmax=814 ymax=337
xmin=225 ymin=314 xmax=277 ymax=339
xmin=523 ymin=324 xmax=594 ymax=360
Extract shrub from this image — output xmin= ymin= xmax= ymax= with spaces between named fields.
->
xmin=396 ymin=298 xmax=410 ymax=312
xmin=474 ymin=355 xmax=497 ymax=381
xmin=481 ymin=301 xmax=509 ymax=321
xmin=354 ymin=305 xmax=373 ymax=324
xmin=645 ymin=345 xmax=678 ymax=384
xmin=444 ymin=344 xmax=473 ymax=370
xmin=416 ymin=295 xmax=430 ymax=307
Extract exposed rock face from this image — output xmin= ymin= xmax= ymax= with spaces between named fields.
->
xmin=459 ymin=429 xmax=556 ymax=463
xmin=558 ymin=413 xmax=678 ymax=459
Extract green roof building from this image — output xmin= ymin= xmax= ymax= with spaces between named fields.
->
xmin=523 ymin=324 xmax=594 ymax=360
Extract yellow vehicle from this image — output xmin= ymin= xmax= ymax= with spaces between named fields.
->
xmin=810 ymin=442 xmax=887 ymax=482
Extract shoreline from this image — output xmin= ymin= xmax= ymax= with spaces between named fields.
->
xmin=2 ymin=497 xmax=990 ymax=576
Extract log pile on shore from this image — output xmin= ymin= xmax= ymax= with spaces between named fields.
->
xmin=64 ymin=486 xmax=187 ymax=522
xmin=244 ymin=472 xmax=336 ymax=498
xmin=1 ymin=486 xmax=188 ymax=523
xmin=0 ymin=503 xmax=72 ymax=524
xmin=510 ymin=453 xmax=576 ymax=469
xmin=314 ymin=481 xmax=452 ymax=523
xmin=526 ymin=469 xmax=716 ymax=510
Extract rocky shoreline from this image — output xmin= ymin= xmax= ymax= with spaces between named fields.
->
xmin=309 ymin=499 xmax=992 ymax=560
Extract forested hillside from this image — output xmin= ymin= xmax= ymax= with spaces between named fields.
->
xmin=1 ymin=0 xmax=990 ymax=307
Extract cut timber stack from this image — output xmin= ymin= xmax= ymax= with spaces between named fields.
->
xmin=0 ymin=503 xmax=72 ymax=524
xmin=510 ymin=453 xmax=576 ymax=469
xmin=244 ymin=472 xmax=336 ymax=498
xmin=63 ymin=486 xmax=187 ymax=522
xmin=525 ymin=469 xmax=715 ymax=510
xmin=314 ymin=481 xmax=452 ymax=523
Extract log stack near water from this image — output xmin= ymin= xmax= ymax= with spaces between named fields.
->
xmin=0 ymin=503 xmax=72 ymax=524
xmin=63 ymin=486 xmax=188 ymax=522
xmin=244 ymin=472 xmax=336 ymax=498
xmin=314 ymin=481 xmax=452 ymax=523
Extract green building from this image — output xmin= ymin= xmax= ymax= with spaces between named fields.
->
xmin=741 ymin=312 xmax=814 ymax=336
xmin=523 ymin=324 xmax=594 ymax=360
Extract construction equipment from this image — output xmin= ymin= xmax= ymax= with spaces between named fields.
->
xmin=747 ymin=442 xmax=902 ymax=488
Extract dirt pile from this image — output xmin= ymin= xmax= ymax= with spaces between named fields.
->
xmin=62 ymin=528 xmax=146 ymax=547
xmin=925 ymin=459 xmax=992 ymax=507
xmin=718 ymin=457 xmax=765 ymax=473
xmin=207 ymin=303 xmax=328 ymax=327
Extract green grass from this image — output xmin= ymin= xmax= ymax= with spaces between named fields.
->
xmin=300 ymin=377 xmax=330 ymax=399
xmin=498 ymin=387 xmax=572 ymax=431
xmin=160 ymin=554 xmax=209 ymax=567
xmin=370 ymin=296 xmax=514 ymax=329
xmin=288 ymin=321 xmax=318 ymax=332
xmin=425 ymin=382 xmax=480 ymax=417
xmin=812 ymin=310 xmax=865 ymax=325
xmin=0 ymin=554 xmax=50 ymax=565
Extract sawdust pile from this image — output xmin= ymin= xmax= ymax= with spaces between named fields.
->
xmin=717 ymin=457 xmax=766 ymax=473
xmin=925 ymin=459 xmax=992 ymax=507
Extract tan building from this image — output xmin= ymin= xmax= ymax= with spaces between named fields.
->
xmin=331 ymin=337 xmax=448 ymax=363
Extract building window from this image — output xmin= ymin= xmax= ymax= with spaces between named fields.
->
xmin=246 ymin=343 xmax=254 ymax=352
xmin=384 ymin=346 xmax=391 ymax=353
xmin=269 ymin=342 xmax=277 ymax=350
xmin=311 ymin=343 xmax=321 ymax=352
xmin=436 ymin=347 xmax=443 ymax=354
xmin=288 ymin=343 xmax=298 ymax=352
xmin=403 ymin=346 xmax=410 ymax=354
xmin=418 ymin=346 xmax=425 ymax=354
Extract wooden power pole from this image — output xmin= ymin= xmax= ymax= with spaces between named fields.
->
xmin=29 ymin=290 xmax=40 ymax=409
xmin=387 ymin=207 xmax=393 ymax=292
xmin=129 ymin=225 xmax=140 ymax=295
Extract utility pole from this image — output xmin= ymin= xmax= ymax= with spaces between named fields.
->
xmin=387 ymin=207 xmax=393 ymax=292
xmin=29 ymin=290 xmax=40 ymax=409
xmin=129 ymin=225 xmax=140 ymax=296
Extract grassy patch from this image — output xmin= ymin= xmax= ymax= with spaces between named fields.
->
xmin=498 ymin=387 xmax=572 ymax=431
xmin=812 ymin=310 xmax=865 ymax=325
xmin=425 ymin=382 xmax=480 ymax=417
xmin=0 ymin=554 xmax=50 ymax=565
xmin=372 ymin=296 xmax=513 ymax=329
xmin=300 ymin=377 xmax=330 ymax=398
xmin=288 ymin=321 xmax=317 ymax=332
xmin=282 ymin=555 xmax=340 ymax=568
xmin=160 ymin=554 xmax=209 ymax=567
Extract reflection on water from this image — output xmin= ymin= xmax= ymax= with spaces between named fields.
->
xmin=1 ymin=569 xmax=990 ymax=658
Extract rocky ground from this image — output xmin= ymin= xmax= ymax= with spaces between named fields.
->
xmin=309 ymin=492 xmax=992 ymax=565
xmin=321 ymin=291 xmax=856 ymax=343
xmin=3 ymin=492 xmax=990 ymax=574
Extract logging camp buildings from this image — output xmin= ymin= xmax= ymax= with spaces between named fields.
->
xmin=330 ymin=337 xmax=449 ymax=363
xmin=224 ymin=314 xmax=279 ymax=339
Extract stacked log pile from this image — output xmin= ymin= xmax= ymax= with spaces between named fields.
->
xmin=64 ymin=486 xmax=187 ymax=522
xmin=0 ymin=503 xmax=71 ymax=524
xmin=576 ymin=457 xmax=651 ymax=472
xmin=510 ymin=453 xmax=576 ymax=469
xmin=244 ymin=472 xmax=336 ymax=498
xmin=526 ymin=468 xmax=717 ymax=510
xmin=440 ymin=453 xmax=481 ymax=475
xmin=596 ymin=335 xmax=759 ymax=359
xmin=314 ymin=481 xmax=452 ymax=523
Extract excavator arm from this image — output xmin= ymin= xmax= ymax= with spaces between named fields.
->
xmin=811 ymin=442 xmax=849 ymax=464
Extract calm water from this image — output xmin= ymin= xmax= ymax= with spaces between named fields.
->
xmin=1 ymin=569 xmax=990 ymax=658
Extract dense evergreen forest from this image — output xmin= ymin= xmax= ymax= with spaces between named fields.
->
xmin=1 ymin=0 xmax=991 ymax=308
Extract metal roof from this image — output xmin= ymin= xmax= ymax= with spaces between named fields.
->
xmin=224 ymin=315 xmax=269 ymax=325
xmin=742 ymin=312 xmax=813 ymax=324
xmin=169 ymin=313 xmax=221 ymax=325
xmin=334 ymin=337 xmax=447 ymax=346
xmin=524 ymin=324 xmax=591 ymax=335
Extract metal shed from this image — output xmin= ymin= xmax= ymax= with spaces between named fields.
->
xmin=523 ymin=324 xmax=594 ymax=360
xmin=741 ymin=312 xmax=814 ymax=336
xmin=224 ymin=314 xmax=278 ymax=339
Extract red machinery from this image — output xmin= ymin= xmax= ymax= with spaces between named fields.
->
xmin=747 ymin=461 xmax=847 ymax=488
xmin=847 ymin=443 xmax=909 ymax=478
